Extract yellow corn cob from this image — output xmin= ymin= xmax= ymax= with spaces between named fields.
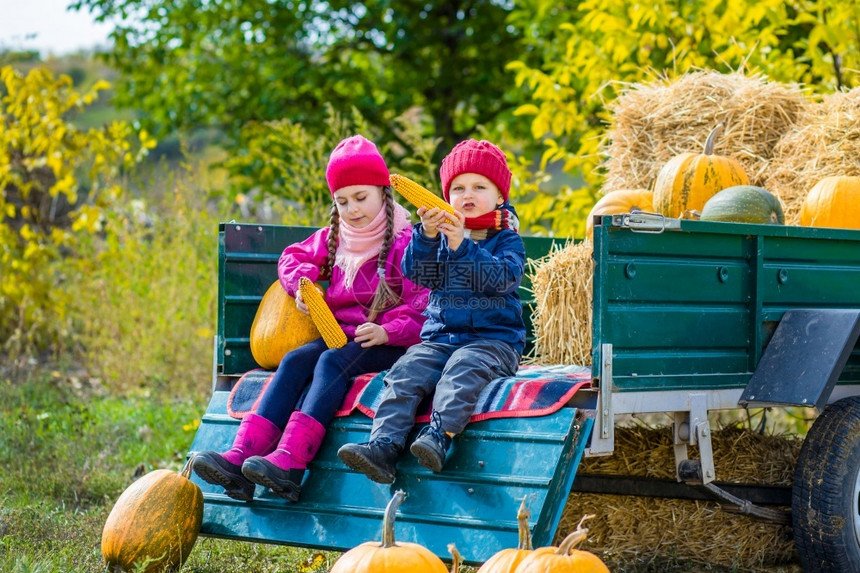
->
xmin=299 ymin=277 xmax=347 ymax=349
xmin=390 ymin=173 xmax=457 ymax=224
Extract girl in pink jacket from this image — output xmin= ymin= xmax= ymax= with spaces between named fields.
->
xmin=193 ymin=135 xmax=428 ymax=502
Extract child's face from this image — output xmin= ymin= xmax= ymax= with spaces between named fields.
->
xmin=448 ymin=173 xmax=504 ymax=217
xmin=333 ymin=185 xmax=385 ymax=228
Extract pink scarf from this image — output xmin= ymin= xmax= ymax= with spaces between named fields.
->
xmin=335 ymin=202 xmax=411 ymax=288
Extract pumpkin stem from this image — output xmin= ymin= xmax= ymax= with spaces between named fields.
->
xmin=381 ymin=490 xmax=407 ymax=548
xmin=556 ymin=514 xmax=596 ymax=555
xmin=180 ymin=454 xmax=196 ymax=480
xmin=516 ymin=496 xmax=533 ymax=551
xmin=448 ymin=543 xmax=462 ymax=573
xmin=704 ymin=123 xmax=725 ymax=155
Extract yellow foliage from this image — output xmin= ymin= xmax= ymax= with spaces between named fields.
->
xmin=0 ymin=65 xmax=154 ymax=354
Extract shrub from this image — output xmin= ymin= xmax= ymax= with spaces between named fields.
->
xmin=68 ymin=162 xmax=219 ymax=395
xmin=0 ymin=65 xmax=154 ymax=356
xmin=221 ymin=106 xmax=441 ymax=225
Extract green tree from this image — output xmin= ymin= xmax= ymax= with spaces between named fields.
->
xmin=222 ymin=105 xmax=440 ymax=225
xmin=505 ymin=0 xmax=860 ymax=237
xmin=72 ymin=0 xmax=522 ymax=155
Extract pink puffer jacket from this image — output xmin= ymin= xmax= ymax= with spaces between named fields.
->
xmin=278 ymin=226 xmax=429 ymax=347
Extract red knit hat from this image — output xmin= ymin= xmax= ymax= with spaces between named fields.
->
xmin=325 ymin=135 xmax=390 ymax=195
xmin=440 ymin=139 xmax=512 ymax=201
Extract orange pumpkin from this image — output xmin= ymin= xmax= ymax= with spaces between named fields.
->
xmin=102 ymin=457 xmax=204 ymax=573
xmin=477 ymin=497 xmax=534 ymax=572
xmin=513 ymin=515 xmax=608 ymax=573
xmin=799 ymin=176 xmax=860 ymax=230
xmin=585 ymin=189 xmax=653 ymax=243
xmin=653 ymin=123 xmax=749 ymax=218
xmin=249 ymin=280 xmax=321 ymax=369
xmin=330 ymin=490 xmax=448 ymax=573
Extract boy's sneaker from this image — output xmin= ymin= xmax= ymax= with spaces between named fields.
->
xmin=337 ymin=437 xmax=401 ymax=484
xmin=409 ymin=411 xmax=452 ymax=473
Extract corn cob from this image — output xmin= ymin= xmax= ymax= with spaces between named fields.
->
xmin=299 ymin=277 xmax=347 ymax=349
xmin=390 ymin=173 xmax=457 ymax=224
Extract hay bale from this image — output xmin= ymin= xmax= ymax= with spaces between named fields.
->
xmin=765 ymin=88 xmax=860 ymax=225
xmin=602 ymin=70 xmax=808 ymax=196
xmin=556 ymin=426 xmax=803 ymax=570
xmin=560 ymin=494 xmax=797 ymax=571
xmin=581 ymin=425 xmax=800 ymax=485
xmin=528 ymin=241 xmax=593 ymax=365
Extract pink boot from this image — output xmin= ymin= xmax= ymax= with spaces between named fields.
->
xmin=192 ymin=413 xmax=281 ymax=501
xmin=242 ymin=411 xmax=326 ymax=502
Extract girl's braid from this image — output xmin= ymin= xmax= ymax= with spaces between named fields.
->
xmin=367 ymin=185 xmax=400 ymax=321
xmin=322 ymin=201 xmax=339 ymax=280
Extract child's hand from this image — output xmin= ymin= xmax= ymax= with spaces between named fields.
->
xmin=417 ymin=206 xmax=451 ymax=239
xmin=295 ymin=289 xmax=309 ymax=314
xmin=295 ymin=282 xmax=322 ymax=315
xmin=438 ymin=210 xmax=466 ymax=251
xmin=354 ymin=322 xmax=389 ymax=347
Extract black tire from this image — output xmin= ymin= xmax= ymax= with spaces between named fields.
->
xmin=792 ymin=396 xmax=860 ymax=571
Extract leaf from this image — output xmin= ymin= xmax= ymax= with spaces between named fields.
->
xmin=513 ymin=104 xmax=541 ymax=116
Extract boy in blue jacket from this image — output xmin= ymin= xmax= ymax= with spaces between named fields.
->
xmin=338 ymin=139 xmax=526 ymax=483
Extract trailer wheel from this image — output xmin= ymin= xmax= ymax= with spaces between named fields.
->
xmin=792 ymin=396 xmax=860 ymax=571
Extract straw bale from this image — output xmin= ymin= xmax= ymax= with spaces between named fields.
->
xmin=555 ymin=426 xmax=803 ymax=570
xmin=765 ymin=87 xmax=860 ymax=224
xmin=602 ymin=70 xmax=808 ymax=196
xmin=558 ymin=494 xmax=797 ymax=571
xmin=582 ymin=425 xmax=800 ymax=485
xmin=528 ymin=241 xmax=593 ymax=366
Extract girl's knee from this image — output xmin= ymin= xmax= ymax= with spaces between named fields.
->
xmin=318 ymin=346 xmax=353 ymax=367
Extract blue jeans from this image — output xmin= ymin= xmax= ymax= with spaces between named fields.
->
xmin=370 ymin=340 xmax=520 ymax=447
xmin=256 ymin=338 xmax=406 ymax=428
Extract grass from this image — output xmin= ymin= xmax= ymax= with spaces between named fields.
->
xmin=0 ymin=369 xmax=339 ymax=573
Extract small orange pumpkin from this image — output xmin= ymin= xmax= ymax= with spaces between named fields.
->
xmin=477 ymin=497 xmax=534 ymax=572
xmin=102 ymin=457 xmax=204 ymax=573
xmin=585 ymin=189 xmax=654 ymax=242
xmin=513 ymin=515 xmax=608 ymax=573
xmin=653 ymin=123 xmax=749 ymax=218
xmin=249 ymin=280 xmax=321 ymax=369
xmin=330 ymin=490 xmax=448 ymax=573
xmin=799 ymin=176 xmax=860 ymax=230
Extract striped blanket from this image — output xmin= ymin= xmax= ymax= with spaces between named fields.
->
xmin=227 ymin=364 xmax=591 ymax=422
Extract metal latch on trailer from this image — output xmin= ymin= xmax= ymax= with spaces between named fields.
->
xmin=586 ymin=344 xmax=615 ymax=457
xmin=610 ymin=210 xmax=682 ymax=233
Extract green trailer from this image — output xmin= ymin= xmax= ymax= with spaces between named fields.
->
xmin=187 ymin=214 xmax=860 ymax=570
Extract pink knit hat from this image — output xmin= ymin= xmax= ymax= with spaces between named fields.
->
xmin=439 ymin=139 xmax=512 ymax=201
xmin=325 ymin=135 xmax=390 ymax=195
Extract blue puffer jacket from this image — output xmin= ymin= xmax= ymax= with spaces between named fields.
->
xmin=402 ymin=223 xmax=527 ymax=356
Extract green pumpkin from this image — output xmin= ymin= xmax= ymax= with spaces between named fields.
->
xmin=700 ymin=185 xmax=785 ymax=225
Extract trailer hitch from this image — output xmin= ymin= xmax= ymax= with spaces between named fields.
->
xmin=678 ymin=460 xmax=791 ymax=525
xmin=704 ymin=481 xmax=792 ymax=525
